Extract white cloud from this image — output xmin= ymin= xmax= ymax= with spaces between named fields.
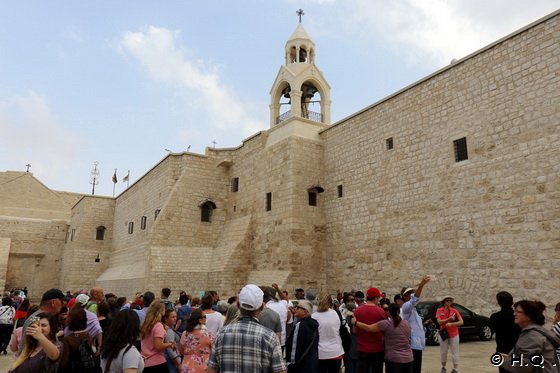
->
xmin=327 ymin=0 xmax=559 ymax=66
xmin=118 ymin=26 xmax=263 ymax=140
xmin=0 ymin=91 xmax=84 ymax=183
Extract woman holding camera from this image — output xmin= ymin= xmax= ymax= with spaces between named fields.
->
xmin=9 ymin=312 xmax=61 ymax=373
xmin=436 ymin=296 xmax=463 ymax=373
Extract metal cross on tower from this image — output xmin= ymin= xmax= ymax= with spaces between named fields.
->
xmin=25 ymin=164 xmax=31 ymax=172
xmin=296 ymin=9 xmax=304 ymax=23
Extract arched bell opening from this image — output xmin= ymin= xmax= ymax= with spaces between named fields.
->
xmin=300 ymin=81 xmax=322 ymax=123
xmin=274 ymin=82 xmax=292 ymax=124
xmin=286 ymin=44 xmax=314 ymax=64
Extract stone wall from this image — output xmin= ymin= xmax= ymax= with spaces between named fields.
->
xmin=61 ymin=196 xmax=115 ymax=291
xmin=320 ymin=12 xmax=560 ymax=314
xmin=0 ymin=216 xmax=68 ymax=300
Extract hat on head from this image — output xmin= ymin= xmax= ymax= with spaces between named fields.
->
xmin=41 ymin=288 xmax=65 ymax=302
xmin=297 ymin=300 xmax=313 ymax=314
xmin=355 ymin=291 xmax=365 ymax=300
xmin=238 ymin=284 xmax=263 ymax=311
xmin=402 ymin=288 xmax=415 ymax=296
xmin=366 ymin=287 xmax=382 ymax=299
xmin=441 ymin=296 xmax=454 ymax=304
xmin=76 ymin=293 xmax=90 ymax=306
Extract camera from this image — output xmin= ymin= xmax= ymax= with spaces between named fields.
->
xmin=28 ymin=316 xmax=40 ymax=325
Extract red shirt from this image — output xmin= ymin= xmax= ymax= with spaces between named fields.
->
xmin=354 ymin=303 xmax=386 ymax=352
xmin=436 ymin=307 xmax=462 ymax=338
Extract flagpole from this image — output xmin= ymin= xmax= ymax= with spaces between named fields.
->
xmin=126 ymin=170 xmax=130 ymax=188
xmin=112 ymin=168 xmax=117 ymax=197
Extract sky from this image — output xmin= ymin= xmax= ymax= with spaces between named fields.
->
xmin=1 ymin=1 xmax=558 ymax=197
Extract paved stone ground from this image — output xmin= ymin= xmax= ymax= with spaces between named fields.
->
xmin=0 ymin=338 xmax=497 ymax=373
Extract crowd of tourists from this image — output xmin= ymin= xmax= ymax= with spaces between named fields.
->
xmin=0 ymin=278 xmax=559 ymax=373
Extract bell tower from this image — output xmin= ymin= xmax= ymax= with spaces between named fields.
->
xmin=269 ymin=12 xmax=331 ymax=130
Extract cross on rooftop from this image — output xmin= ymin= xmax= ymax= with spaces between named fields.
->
xmin=296 ymin=9 xmax=304 ymax=23
xmin=25 ymin=164 xmax=31 ymax=172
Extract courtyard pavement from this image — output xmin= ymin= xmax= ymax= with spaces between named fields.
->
xmin=0 ymin=337 xmax=498 ymax=372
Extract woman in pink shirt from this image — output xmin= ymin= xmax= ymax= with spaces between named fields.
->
xmin=436 ymin=296 xmax=463 ymax=373
xmin=141 ymin=300 xmax=176 ymax=372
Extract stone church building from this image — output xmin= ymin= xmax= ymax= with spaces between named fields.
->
xmin=1 ymin=10 xmax=559 ymax=314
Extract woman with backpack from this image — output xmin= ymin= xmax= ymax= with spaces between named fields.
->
xmin=101 ymin=310 xmax=144 ymax=373
xmin=311 ymin=294 xmax=345 ymax=373
xmin=501 ymin=300 xmax=560 ymax=373
xmin=58 ymin=307 xmax=95 ymax=373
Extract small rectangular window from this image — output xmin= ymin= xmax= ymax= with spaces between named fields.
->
xmin=386 ymin=137 xmax=394 ymax=150
xmin=231 ymin=177 xmax=239 ymax=192
xmin=140 ymin=216 xmax=147 ymax=230
xmin=308 ymin=191 xmax=317 ymax=206
xmin=453 ymin=137 xmax=469 ymax=162
xmin=71 ymin=228 xmax=75 ymax=242
xmin=266 ymin=192 xmax=272 ymax=211
xmin=337 ymin=185 xmax=343 ymax=198
xmin=96 ymin=226 xmax=106 ymax=240
xmin=128 ymin=221 xmax=134 ymax=234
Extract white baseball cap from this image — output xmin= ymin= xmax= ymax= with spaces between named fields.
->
xmin=76 ymin=293 xmax=90 ymax=306
xmin=238 ymin=284 xmax=263 ymax=311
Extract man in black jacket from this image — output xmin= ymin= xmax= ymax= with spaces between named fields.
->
xmin=286 ymin=300 xmax=319 ymax=373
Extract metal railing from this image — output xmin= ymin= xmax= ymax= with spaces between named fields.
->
xmin=276 ymin=110 xmax=322 ymax=125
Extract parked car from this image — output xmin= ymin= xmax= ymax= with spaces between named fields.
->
xmin=416 ymin=301 xmax=493 ymax=345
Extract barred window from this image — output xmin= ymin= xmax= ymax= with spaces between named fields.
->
xmin=454 ymin=137 xmax=469 ymax=162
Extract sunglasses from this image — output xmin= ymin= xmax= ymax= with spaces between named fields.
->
xmin=294 ymin=306 xmax=307 ymax=311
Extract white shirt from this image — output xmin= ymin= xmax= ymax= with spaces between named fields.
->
xmin=204 ymin=310 xmax=224 ymax=334
xmin=312 ymin=309 xmax=345 ymax=359
xmin=267 ymin=299 xmax=289 ymax=345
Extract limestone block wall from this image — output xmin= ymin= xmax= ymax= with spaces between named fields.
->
xmin=320 ymin=12 xmax=560 ymax=315
xmin=0 ymin=238 xmax=10 ymax=292
xmin=149 ymin=153 xmax=228 ymax=249
xmin=0 ymin=216 xmax=67 ymax=300
xmin=209 ymin=131 xmax=327 ymax=296
xmin=0 ymin=172 xmax=79 ymax=220
xmin=61 ymin=196 xmax=115 ymax=291
xmin=95 ymin=156 xmax=179 ymax=296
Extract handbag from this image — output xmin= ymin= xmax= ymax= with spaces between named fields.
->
xmin=336 ymin=310 xmax=351 ymax=353
xmin=439 ymin=327 xmax=449 ymax=341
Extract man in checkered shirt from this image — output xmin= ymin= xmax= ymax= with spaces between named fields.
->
xmin=208 ymin=284 xmax=286 ymax=373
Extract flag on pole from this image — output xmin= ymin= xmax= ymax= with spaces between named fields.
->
xmin=112 ymin=169 xmax=117 ymax=183
xmin=122 ymin=172 xmax=129 ymax=183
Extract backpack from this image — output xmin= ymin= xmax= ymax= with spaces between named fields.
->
xmin=336 ymin=309 xmax=351 ymax=353
xmin=162 ymin=298 xmax=175 ymax=311
xmin=0 ymin=306 xmax=14 ymax=324
xmin=71 ymin=335 xmax=97 ymax=373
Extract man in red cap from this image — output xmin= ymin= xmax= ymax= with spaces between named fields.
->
xmin=353 ymin=287 xmax=386 ymax=373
